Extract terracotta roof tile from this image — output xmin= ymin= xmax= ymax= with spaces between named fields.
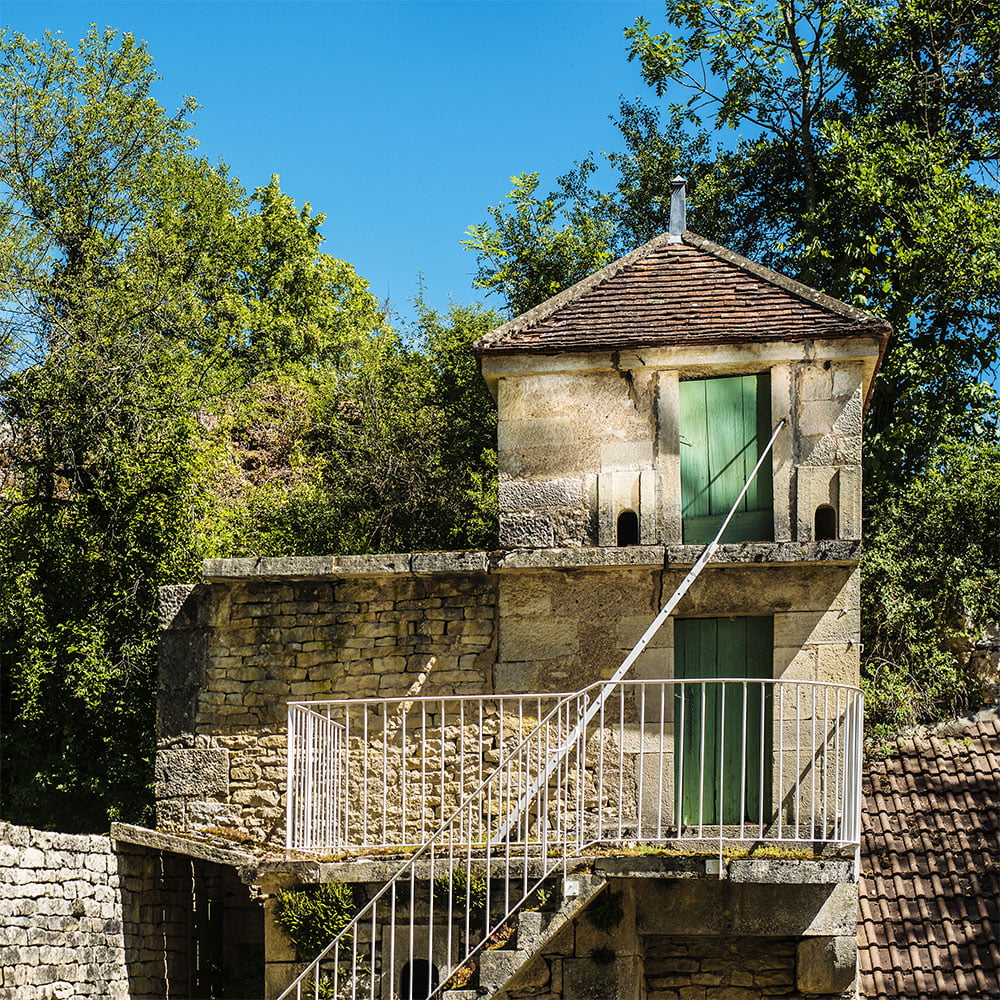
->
xmin=476 ymin=231 xmax=890 ymax=355
xmin=859 ymin=713 xmax=1000 ymax=999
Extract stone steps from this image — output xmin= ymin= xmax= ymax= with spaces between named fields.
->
xmin=442 ymin=873 xmax=607 ymax=1000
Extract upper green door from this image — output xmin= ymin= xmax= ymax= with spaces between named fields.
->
xmin=674 ymin=616 xmax=773 ymax=826
xmin=680 ymin=373 xmax=774 ymax=543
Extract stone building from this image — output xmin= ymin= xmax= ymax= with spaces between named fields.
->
xmin=112 ymin=184 xmax=890 ymax=999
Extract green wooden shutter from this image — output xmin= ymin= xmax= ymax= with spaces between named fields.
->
xmin=680 ymin=373 xmax=774 ymax=543
xmin=674 ymin=616 xmax=773 ymax=826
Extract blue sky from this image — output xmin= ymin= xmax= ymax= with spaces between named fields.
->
xmin=4 ymin=0 xmax=658 ymax=323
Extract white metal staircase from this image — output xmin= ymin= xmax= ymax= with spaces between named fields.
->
xmin=276 ymin=419 xmax=864 ymax=1000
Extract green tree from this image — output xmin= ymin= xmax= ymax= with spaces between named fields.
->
xmin=463 ymin=172 xmax=615 ymax=317
xmin=0 ymin=27 xmax=384 ymax=828
xmin=861 ymin=440 xmax=1000 ymax=741
xmin=219 ymin=297 xmax=500 ymax=557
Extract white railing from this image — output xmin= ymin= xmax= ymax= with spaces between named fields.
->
xmin=286 ymin=692 xmax=570 ymax=852
xmin=279 ymin=678 xmax=862 ymax=999
xmin=287 ymin=679 xmax=863 ymax=855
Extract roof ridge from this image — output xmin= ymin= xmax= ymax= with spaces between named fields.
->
xmin=475 ymin=230 xmax=889 ymax=354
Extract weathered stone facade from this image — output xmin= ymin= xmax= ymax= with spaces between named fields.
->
xmin=145 ymin=221 xmax=886 ymax=999
xmin=494 ymin=871 xmax=856 ymax=1000
xmin=156 ymin=545 xmax=860 ymax=848
xmin=485 ymin=352 xmax=870 ymax=551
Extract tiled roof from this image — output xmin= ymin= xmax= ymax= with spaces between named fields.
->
xmin=859 ymin=712 xmax=1000 ymax=999
xmin=476 ymin=231 xmax=890 ymax=355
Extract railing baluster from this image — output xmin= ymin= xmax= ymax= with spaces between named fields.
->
xmin=739 ymin=679 xmax=747 ymax=842
xmin=758 ymin=682 xmax=765 ymax=840
xmin=361 ymin=706 xmax=369 ymax=849
xmin=279 ymin=681 xmax=864 ymax=1000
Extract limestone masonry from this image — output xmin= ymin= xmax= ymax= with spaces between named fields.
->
xmin=0 ymin=823 xmax=128 ymax=1000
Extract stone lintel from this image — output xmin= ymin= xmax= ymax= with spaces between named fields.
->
xmin=199 ymin=542 xmax=860 ymax=584
xmin=110 ymin=822 xmax=257 ymax=870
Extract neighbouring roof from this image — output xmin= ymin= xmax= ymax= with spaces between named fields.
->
xmin=859 ymin=711 xmax=1000 ymax=1000
xmin=476 ymin=231 xmax=890 ymax=356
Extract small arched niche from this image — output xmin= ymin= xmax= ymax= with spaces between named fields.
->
xmin=814 ymin=504 xmax=838 ymax=541
xmin=400 ymin=959 xmax=439 ymax=1000
xmin=617 ymin=509 xmax=640 ymax=546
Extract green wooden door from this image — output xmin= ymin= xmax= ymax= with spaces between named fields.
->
xmin=680 ymin=373 xmax=774 ymax=543
xmin=674 ymin=616 xmax=773 ymax=826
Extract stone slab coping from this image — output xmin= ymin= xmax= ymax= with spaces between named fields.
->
xmin=110 ymin=822 xmax=260 ymax=870
xmin=202 ymin=541 xmax=860 ymax=582
xmin=109 ymin=824 xmax=854 ymax=888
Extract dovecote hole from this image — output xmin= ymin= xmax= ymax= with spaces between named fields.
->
xmin=815 ymin=504 xmax=837 ymax=541
xmin=617 ymin=510 xmax=640 ymax=546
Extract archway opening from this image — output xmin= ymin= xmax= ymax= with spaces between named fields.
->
xmin=815 ymin=504 xmax=837 ymax=541
xmin=400 ymin=959 xmax=439 ymax=1000
xmin=617 ymin=510 xmax=640 ymax=546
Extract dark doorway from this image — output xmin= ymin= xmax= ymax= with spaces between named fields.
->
xmin=118 ymin=845 xmax=264 ymax=999
xmin=400 ymin=958 xmax=439 ymax=1000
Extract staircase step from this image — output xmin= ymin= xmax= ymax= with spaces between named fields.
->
xmin=441 ymin=991 xmax=480 ymax=1000
xmin=516 ymin=909 xmax=555 ymax=952
xmin=478 ymin=948 xmax=528 ymax=993
xmin=480 ymin=874 xmax=609 ymax=998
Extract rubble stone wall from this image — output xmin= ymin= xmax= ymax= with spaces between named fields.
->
xmin=644 ymin=935 xmax=799 ymax=999
xmin=0 ymin=823 xmax=128 ymax=1000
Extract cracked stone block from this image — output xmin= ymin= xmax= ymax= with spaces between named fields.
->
xmin=155 ymin=748 xmax=229 ymax=798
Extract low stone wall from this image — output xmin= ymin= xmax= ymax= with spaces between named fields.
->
xmin=157 ymin=547 xmax=861 ymax=848
xmin=644 ymin=935 xmax=797 ymax=999
xmin=0 ymin=823 xmax=128 ymax=1000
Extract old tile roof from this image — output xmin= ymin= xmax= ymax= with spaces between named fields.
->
xmin=859 ymin=712 xmax=1000 ymax=1000
xmin=476 ymin=231 xmax=890 ymax=356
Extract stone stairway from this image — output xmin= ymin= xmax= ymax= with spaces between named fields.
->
xmin=442 ymin=874 xmax=607 ymax=1000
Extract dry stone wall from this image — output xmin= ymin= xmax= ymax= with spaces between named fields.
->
xmin=0 ymin=823 xmax=128 ymax=1000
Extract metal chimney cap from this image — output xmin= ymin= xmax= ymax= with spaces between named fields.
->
xmin=669 ymin=177 xmax=687 ymax=243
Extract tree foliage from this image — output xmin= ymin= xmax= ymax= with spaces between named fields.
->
xmin=0 ymin=28 xmax=496 ymax=829
xmin=467 ymin=1 xmax=1000 ymax=731
xmin=861 ymin=441 xmax=1000 ymax=741
xmin=216 ymin=299 xmax=499 ymax=558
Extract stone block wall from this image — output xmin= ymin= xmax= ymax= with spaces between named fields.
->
xmin=644 ymin=935 xmax=842 ymax=1000
xmin=157 ymin=549 xmax=861 ymax=850
xmin=489 ymin=350 xmax=870 ymax=549
xmin=157 ymin=557 xmax=499 ymax=844
xmin=0 ymin=822 xmax=128 ymax=1000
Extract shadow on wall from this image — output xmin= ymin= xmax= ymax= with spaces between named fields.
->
xmin=117 ymin=845 xmax=263 ymax=999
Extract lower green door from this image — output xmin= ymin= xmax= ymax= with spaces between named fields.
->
xmin=674 ymin=617 xmax=773 ymax=826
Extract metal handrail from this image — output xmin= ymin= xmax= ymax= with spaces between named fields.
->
xmin=279 ymin=676 xmax=863 ymax=999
